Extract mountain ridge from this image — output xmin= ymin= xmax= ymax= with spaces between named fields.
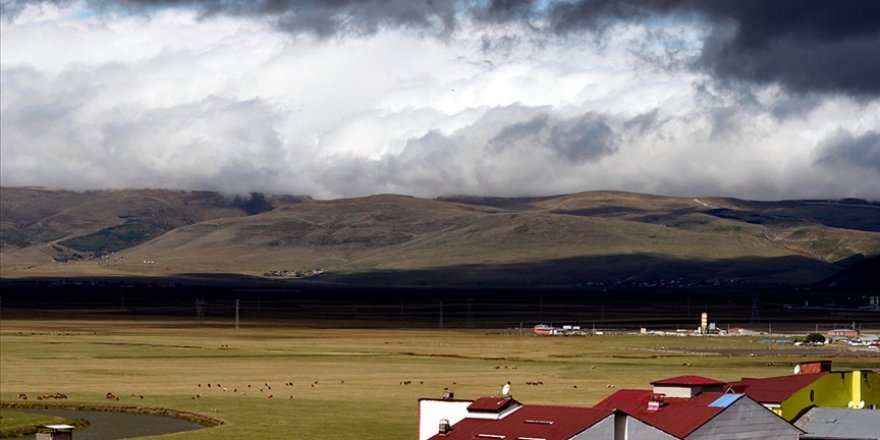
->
xmin=2 ymin=187 xmax=878 ymax=287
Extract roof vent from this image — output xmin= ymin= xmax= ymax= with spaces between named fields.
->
xmin=648 ymin=393 xmax=667 ymax=412
xmin=442 ymin=388 xmax=454 ymax=400
xmin=438 ymin=419 xmax=451 ymax=434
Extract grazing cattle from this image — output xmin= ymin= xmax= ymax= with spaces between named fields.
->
xmin=18 ymin=393 xmax=27 ymax=400
xmin=267 ymin=394 xmax=273 ymax=399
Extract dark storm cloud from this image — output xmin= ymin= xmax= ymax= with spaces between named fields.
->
xmin=1 ymin=0 xmax=460 ymax=36
xmin=818 ymin=130 xmax=880 ymax=174
xmin=5 ymin=0 xmax=878 ymax=96
xmin=489 ymin=111 xmax=616 ymax=162
xmin=544 ymin=0 xmax=880 ymax=97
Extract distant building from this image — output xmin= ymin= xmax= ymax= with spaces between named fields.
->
xmin=827 ymin=329 xmax=859 ymax=338
xmin=533 ymin=324 xmax=559 ymax=335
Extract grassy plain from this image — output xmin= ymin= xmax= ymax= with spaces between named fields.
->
xmin=1 ymin=317 xmax=878 ymax=439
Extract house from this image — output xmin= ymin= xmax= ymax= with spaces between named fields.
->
xmin=36 ymin=425 xmax=75 ymax=440
xmin=727 ymin=360 xmax=880 ymax=420
xmin=418 ymin=362 xmax=880 ymax=440
xmin=650 ymin=375 xmax=725 ymax=397
xmin=420 ymin=395 xmax=615 ymax=440
xmin=594 ymin=377 xmax=802 ymax=439
xmin=421 ymin=376 xmax=801 ymax=440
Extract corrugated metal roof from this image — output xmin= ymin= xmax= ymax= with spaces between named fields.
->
xmin=726 ymin=372 xmax=826 ymax=404
xmin=651 ymin=375 xmax=726 ymax=386
xmin=468 ymin=396 xmax=519 ymax=412
xmin=796 ymin=408 xmax=880 ymax=439
xmin=428 ymin=405 xmax=613 ymax=440
xmin=594 ymin=389 xmax=742 ymax=438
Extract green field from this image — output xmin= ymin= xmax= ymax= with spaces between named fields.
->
xmin=1 ymin=317 xmax=878 ymax=439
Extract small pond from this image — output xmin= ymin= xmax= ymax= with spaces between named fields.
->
xmin=1 ymin=408 xmax=207 ymax=440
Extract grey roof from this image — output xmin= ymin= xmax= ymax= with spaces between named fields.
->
xmin=795 ymin=408 xmax=880 ymax=440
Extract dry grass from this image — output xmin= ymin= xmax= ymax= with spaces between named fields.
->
xmin=2 ymin=318 xmax=878 ymax=439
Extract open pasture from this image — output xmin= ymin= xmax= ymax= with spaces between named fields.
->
xmin=1 ymin=317 xmax=878 ymax=439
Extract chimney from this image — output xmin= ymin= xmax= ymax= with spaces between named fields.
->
xmin=647 ymin=393 xmax=666 ymax=412
xmin=797 ymin=360 xmax=832 ymax=375
xmin=438 ymin=419 xmax=451 ymax=434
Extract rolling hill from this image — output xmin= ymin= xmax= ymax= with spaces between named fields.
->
xmin=1 ymin=187 xmax=878 ymax=287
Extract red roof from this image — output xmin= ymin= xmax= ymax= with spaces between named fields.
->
xmin=726 ymin=372 xmax=826 ymax=404
xmin=594 ymin=389 xmax=741 ymax=438
xmin=467 ymin=396 xmax=519 ymax=412
xmin=429 ymin=404 xmax=612 ymax=440
xmin=651 ymin=375 xmax=726 ymax=386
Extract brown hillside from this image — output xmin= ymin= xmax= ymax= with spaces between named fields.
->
xmin=2 ymin=188 xmax=878 ymax=286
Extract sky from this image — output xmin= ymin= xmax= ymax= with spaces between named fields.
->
xmin=1 ymin=0 xmax=879 ymax=200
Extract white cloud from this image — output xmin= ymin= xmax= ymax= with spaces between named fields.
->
xmin=1 ymin=3 xmax=878 ymax=200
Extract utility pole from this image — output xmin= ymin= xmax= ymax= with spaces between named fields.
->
xmin=196 ymin=298 xmax=205 ymax=325
xmin=235 ymin=299 xmax=240 ymax=330
xmin=750 ymin=294 xmax=760 ymax=323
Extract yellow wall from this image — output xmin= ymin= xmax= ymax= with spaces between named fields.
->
xmin=778 ymin=371 xmax=880 ymax=421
